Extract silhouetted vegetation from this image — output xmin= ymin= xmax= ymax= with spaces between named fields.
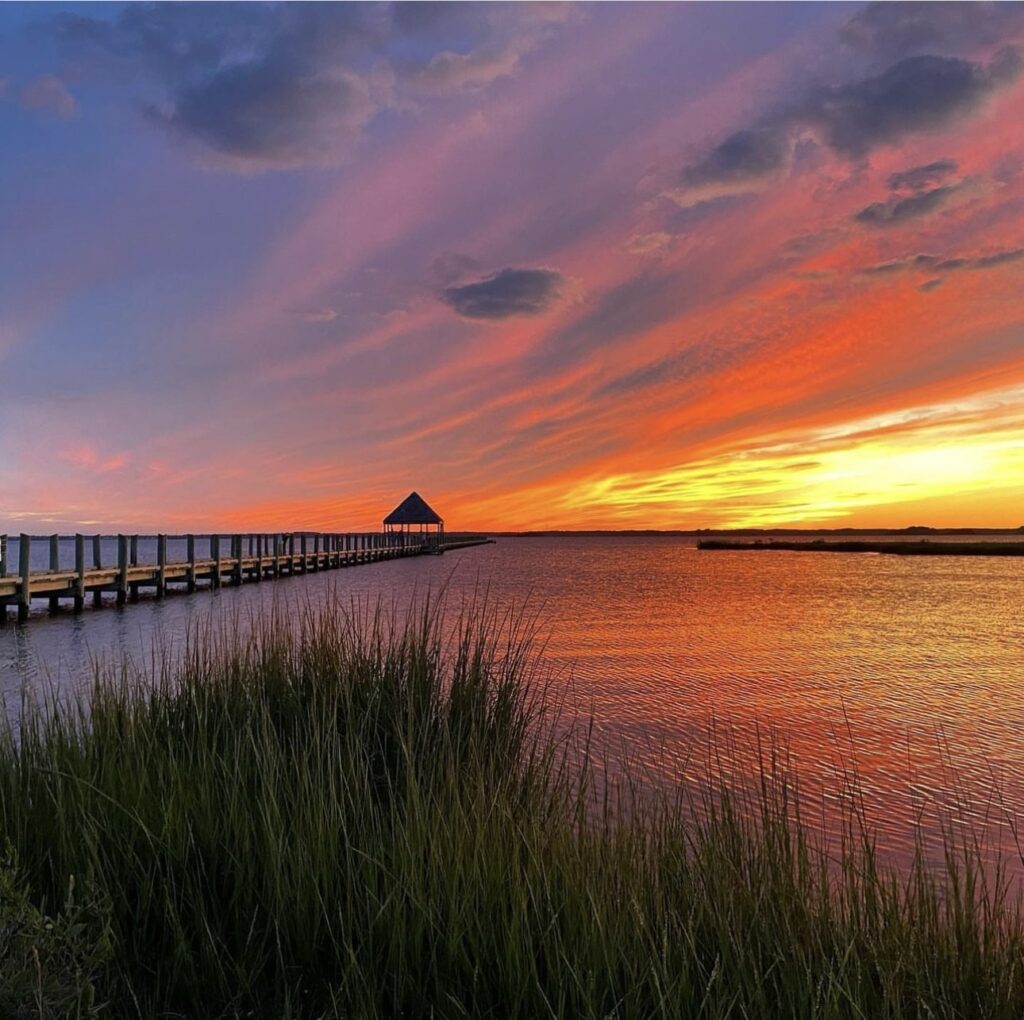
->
xmin=699 ymin=538 xmax=1024 ymax=556
xmin=1 ymin=598 xmax=1023 ymax=1018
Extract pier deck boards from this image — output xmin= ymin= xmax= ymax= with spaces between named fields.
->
xmin=0 ymin=532 xmax=494 ymax=623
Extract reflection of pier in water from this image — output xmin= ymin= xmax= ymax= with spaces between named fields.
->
xmin=1 ymin=492 xmax=492 ymax=623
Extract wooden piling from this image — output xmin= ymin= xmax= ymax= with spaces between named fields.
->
xmin=49 ymin=534 xmax=60 ymax=612
xmin=74 ymin=534 xmax=85 ymax=611
xmin=129 ymin=535 xmax=140 ymax=602
xmin=117 ymin=535 xmax=128 ymax=605
xmin=211 ymin=535 xmax=221 ymax=589
xmin=0 ymin=534 xmax=6 ymax=579
xmin=187 ymin=535 xmax=196 ymax=592
xmin=92 ymin=535 xmax=102 ymax=606
xmin=19 ymin=535 xmax=31 ymax=621
xmin=156 ymin=535 xmax=167 ymax=597
xmin=232 ymin=535 xmax=243 ymax=585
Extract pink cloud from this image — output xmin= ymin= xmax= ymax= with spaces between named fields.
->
xmin=20 ymin=74 xmax=76 ymax=118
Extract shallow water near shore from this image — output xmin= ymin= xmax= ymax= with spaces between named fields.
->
xmin=3 ymin=535 xmax=1024 ymax=871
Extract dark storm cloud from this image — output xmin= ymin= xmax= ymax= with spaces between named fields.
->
xmin=853 ymin=184 xmax=960 ymax=227
xmin=57 ymin=4 xmax=389 ymax=86
xmin=970 ymin=247 xmax=1024 ymax=269
xmin=840 ymin=2 xmax=1024 ymax=60
xmin=440 ymin=267 xmax=564 ymax=319
xmin=55 ymin=3 xmax=283 ymax=80
xmin=150 ymin=61 xmax=374 ymax=168
xmin=679 ymin=128 xmax=791 ymax=191
xmin=800 ymin=52 xmax=1019 ymax=158
xmin=887 ymin=159 xmax=958 ymax=192
xmin=56 ymin=4 xmax=386 ymax=168
xmin=861 ymin=253 xmax=938 ymax=276
xmin=861 ymin=246 xmax=1024 ymax=276
xmin=391 ymin=2 xmax=504 ymax=43
xmin=676 ymin=51 xmax=1019 ymax=200
xmin=52 ymin=2 xmax=561 ymax=170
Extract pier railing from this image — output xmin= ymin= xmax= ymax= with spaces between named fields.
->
xmin=0 ymin=531 xmax=492 ymax=623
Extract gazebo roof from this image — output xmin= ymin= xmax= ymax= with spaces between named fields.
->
xmin=383 ymin=491 xmax=443 ymax=526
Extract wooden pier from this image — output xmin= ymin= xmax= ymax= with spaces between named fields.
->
xmin=0 ymin=532 xmax=493 ymax=623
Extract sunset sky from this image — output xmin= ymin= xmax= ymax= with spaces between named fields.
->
xmin=3 ymin=1 xmax=1024 ymax=531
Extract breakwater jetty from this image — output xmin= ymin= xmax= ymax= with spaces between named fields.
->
xmin=0 ymin=531 xmax=493 ymax=623
xmin=698 ymin=538 xmax=1024 ymax=556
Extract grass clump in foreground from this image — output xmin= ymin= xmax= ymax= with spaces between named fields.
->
xmin=1 ymin=597 xmax=1023 ymax=1019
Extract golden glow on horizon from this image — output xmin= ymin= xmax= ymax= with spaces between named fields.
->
xmin=454 ymin=386 xmax=1024 ymax=530
xmin=11 ymin=383 xmax=1024 ymax=533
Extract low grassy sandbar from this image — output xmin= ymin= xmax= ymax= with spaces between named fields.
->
xmin=699 ymin=538 xmax=1024 ymax=556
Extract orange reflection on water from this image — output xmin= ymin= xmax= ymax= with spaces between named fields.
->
xmin=496 ymin=537 xmax=1024 ymax=869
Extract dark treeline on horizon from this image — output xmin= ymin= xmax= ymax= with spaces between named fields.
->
xmin=487 ymin=526 xmax=1024 ymax=537
xmin=10 ymin=527 xmax=1023 ymax=541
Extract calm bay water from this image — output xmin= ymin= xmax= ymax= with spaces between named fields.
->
xmin=3 ymin=535 xmax=1024 ymax=868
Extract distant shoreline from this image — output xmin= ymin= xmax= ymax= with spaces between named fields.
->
xmin=487 ymin=527 xmax=1024 ymax=538
xmin=698 ymin=538 xmax=1024 ymax=556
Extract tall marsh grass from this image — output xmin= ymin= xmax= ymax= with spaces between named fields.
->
xmin=0 ymin=595 xmax=1022 ymax=1018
